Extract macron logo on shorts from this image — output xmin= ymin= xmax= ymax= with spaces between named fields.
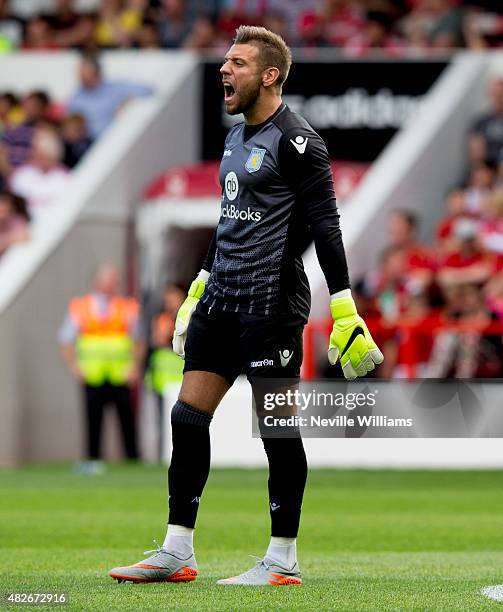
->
xmin=250 ymin=358 xmax=274 ymax=368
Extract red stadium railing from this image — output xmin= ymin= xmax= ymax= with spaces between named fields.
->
xmin=302 ymin=315 xmax=503 ymax=380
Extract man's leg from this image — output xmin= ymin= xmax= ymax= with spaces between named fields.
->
xmin=163 ymin=370 xmax=230 ymax=554
xmin=218 ymin=318 xmax=307 ymax=585
xmin=83 ymin=384 xmax=105 ymax=460
xmin=112 ymin=385 xmax=138 ymax=459
xmin=109 ymin=369 xmax=230 ymax=583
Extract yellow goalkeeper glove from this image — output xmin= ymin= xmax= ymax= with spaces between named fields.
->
xmin=328 ymin=294 xmax=384 ymax=380
xmin=172 ymin=271 xmax=209 ymax=358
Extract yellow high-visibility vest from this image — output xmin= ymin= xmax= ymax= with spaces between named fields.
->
xmin=70 ymin=294 xmax=138 ymax=386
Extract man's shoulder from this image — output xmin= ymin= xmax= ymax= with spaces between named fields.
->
xmin=272 ymin=105 xmax=319 ymax=139
xmin=225 ymin=121 xmax=244 ymax=142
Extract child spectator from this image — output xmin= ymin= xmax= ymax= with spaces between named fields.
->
xmin=61 ymin=114 xmax=92 ymax=169
xmin=0 ymin=190 xmax=29 ymax=255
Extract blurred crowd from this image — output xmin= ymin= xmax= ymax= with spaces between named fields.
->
xmin=0 ymin=52 xmax=153 ymax=257
xmin=0 ymin=0 xmax=500 ymax=55
xmin=353 ymin=77 xmax=503 ymax=378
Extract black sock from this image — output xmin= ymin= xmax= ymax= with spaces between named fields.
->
xmin=168 ymin=400 xmax=212 ymax=528
xmin=261 ymin=436 xmax=308 ymax=537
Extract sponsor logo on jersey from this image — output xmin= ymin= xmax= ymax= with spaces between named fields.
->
xmin=223 ymin=148 xmax=232 ymax=157
xmin=290 ymin=136 xmax=308 ymax=154
xmin=222 ymin=203 xmax=262 ymax=222
xmin=224 ymin=171 xmax=239 ymax=201
xmin=279 ymin=349 xmax=294 ymax=367
xmin=245 ymin=147 xmax=266 ymax=173
xmin=250 ymin=358 xmax=274 ymax=367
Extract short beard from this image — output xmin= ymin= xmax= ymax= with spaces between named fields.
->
xmin=228 ymin=77 xmax=262 ymax=116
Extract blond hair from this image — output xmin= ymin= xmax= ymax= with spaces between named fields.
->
xmin=233 ymin=25 xmax=292 ymax=89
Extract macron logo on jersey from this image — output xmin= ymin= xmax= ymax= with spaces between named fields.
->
xmin=222 ymin=203 xmax=262 ymax=223
xmin=290 ymin=135 xmax=308 ymax=154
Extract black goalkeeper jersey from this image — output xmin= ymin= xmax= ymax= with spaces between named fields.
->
xmin=201 ymin=103 xmax=349 ymax=322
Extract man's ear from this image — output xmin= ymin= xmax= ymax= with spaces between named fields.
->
xmin=262 ymin=67 xmax=280 ymax=89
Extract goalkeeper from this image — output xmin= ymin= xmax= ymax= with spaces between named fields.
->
xmin=109 ymin=25 xmax=383 ymax=587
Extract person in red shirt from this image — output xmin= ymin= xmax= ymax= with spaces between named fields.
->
xmin=388 ymin=209 xmax=436 ymax=293
xmin=436 ymin=187 xmax=479 ymax=254
xmin=437 ymin=217 xmax=495 ymax=289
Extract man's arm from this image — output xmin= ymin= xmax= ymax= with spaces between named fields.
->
xmin=279 ymin=127 xmax=383 ymax=378
xmin=58 ymin=312 xmax=83 ymax=381
xmin=279 ymin=127 xmax=350 ymax=295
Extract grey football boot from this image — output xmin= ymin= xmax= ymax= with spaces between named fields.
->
xmin=217 ymin=556 xmax=302 ymax=586
xmin=109 ymin=541 xmax=198 ymax=584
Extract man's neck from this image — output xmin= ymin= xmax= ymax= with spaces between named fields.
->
xmin=244 ymin=96 xmax=283 ymax=126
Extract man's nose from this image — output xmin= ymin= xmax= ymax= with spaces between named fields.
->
xmin=220 ymin=62 xmax=230 ymax=76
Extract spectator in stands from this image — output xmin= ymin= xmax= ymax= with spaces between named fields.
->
xmin=298 ymin=0 xmax=365 ymax=48
xmin=436 ymin=217 xmax=494 ymax=289
xmin=22 ymin=16 xmax=60 ymax=51
xmin=156 ymin=0 xmax=194 ymax=48
xmin=0 ymin=92 xmax=22 ymax=131
xmin=344 ymin=10 xmax=404 ymax=56
xmin=469 ymin=78 xmax=503 ymax=167
xmin=135 ymin=17 xmax=162 ymax=49
xmin=0 ymin=90 xmax=50 ymax=177
xmin=388 ymin=209 xmax=436 ymax=293
xmin=59 ymin=263 xmax=142 ymax=473
xmin=426 ymin=283 xmax=502 ymax=378
xmin=10 ymin=127 xmax=69 ymax=217
xmin=50 ymin=0 xmax=96 ymax=50
xmin=479 ymin=188 xmax=503 ymax=255
xmin=183 ymin=15 xmax=228 ymax=52
xmin=436 ymin=187 xmax=478 ymax=254
xmin=95 ymin=0 xmax=145 ymax=49
xmin=463 ymin=161 xmax=495 ymax=214
xmin=61 ymin=114 xmax=92 ymax=169
xmin=374 ymin=245 xmax=408 ymax=322
xmin=67 ymin=53 xmax=153 ymax=139
xmin=0 ymin=190 xmax=29 ymax=255
xmin=0 ymin=0 xmax=23 ymax=51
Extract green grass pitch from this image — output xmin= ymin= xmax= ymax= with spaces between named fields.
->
xmin=2 ymin=464 xmax=503 ymax=611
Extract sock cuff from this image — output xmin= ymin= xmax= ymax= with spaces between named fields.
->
xmin=171 ymin=400 xmax=212 ymax=427
xmin=270 ymin=536 xmax=296 ymax=546
xmin=167 ymin=524 xmax=194 ymax=537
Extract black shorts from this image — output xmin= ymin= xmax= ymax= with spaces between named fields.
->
xmin=183 ymin=301 xmax=305 ymax=386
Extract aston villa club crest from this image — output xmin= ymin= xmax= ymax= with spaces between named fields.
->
xmin=245 ymin=147 xmax=266 ymax=173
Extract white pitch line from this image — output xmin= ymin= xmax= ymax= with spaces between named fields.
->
xmin=481 ymin=585 xmax=503 ymax=601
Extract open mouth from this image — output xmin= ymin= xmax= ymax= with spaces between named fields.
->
xmin=223 ymin=82 xmax=235 ymax=103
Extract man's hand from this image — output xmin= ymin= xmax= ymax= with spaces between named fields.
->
xmin=173 ymin=272 xmax=208 ymax=358
xmin=328 ymin=295 xmax=384 ymax=380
